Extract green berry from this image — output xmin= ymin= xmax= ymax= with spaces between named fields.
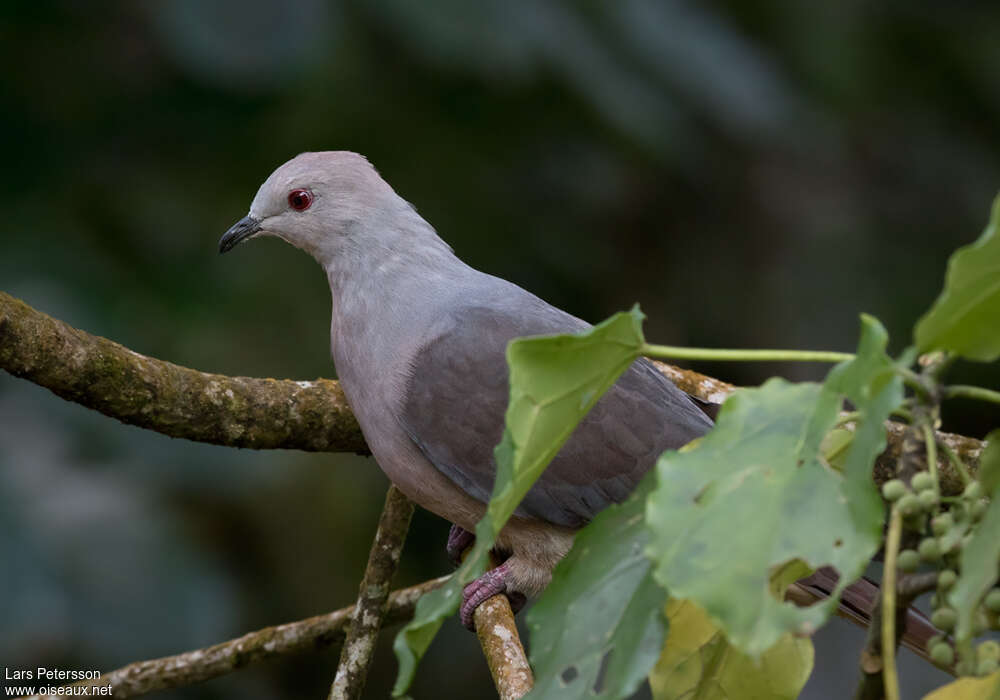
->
xmin=898 ymin=493 xmax=922 ymax=516
xmin=972 ymin=500 xmax=988 ymax=521
xmin=979 ymin=641 xmax=1000 ymax=661
xmin=964 ymin=482 xmax=983 ymax=500
xmin=932 ymin=607 xmax=958 ymax=631
xmin=920 ymin=537 xmax=943 ymax=562
xmin=912 ymin=472 xmax=935 ymax=491
xmin=985 ymin=589 xmax=1000 ymax=613
xmin=927 ymin=634 xmax=945 ymax=653
xmin=957 ymin=659 xmax=975 ymax=676
xmin=919 ymin=489 xmax=938 ymax=509
xmin=882 ymin=479 xmax=908 ymax=501
xmin=977 ymin=658 xmax=998 ymax=677
xmin=931 ymin=642 xmax=955 ymax=667
xmin=932 ymin=513 xmax=953 ymax=536
xmin=974 ymin=611 xmax=989 ymax=636
xmin=898 ymin=549 xmax=921 ymax=572
xmin=938 ymin=570 xmax=958 ymax=590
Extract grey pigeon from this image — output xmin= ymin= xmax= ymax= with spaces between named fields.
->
xmin=219 ymin=151 xmax=714 ymax=627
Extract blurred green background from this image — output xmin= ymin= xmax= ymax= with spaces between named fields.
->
xmin=1 ymin=1 xmax=999 ymax=698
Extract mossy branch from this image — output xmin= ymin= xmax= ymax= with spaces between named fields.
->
xmin=0 ymin=291 xmax=366 ymax=453
xmin=0 ymin=292 xmax=985 ymax=487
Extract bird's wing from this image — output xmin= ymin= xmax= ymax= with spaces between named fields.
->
xmin=398 ymin=292 xmax=713 ymax=528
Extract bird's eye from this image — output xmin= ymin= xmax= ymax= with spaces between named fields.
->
xmin=288 ymin=189 xmax=313 ymax=211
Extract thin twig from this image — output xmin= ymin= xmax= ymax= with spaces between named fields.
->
xmin=329 ymin=485 xmax=414 ymax=700
xmin=17 ymin=576 xmax=449 ymax=700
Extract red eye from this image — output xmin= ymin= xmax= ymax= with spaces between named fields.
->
xmin=288 ymin=189 xmax=313 ymax=211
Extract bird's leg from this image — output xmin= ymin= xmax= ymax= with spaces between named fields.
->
xmin=446 ymin=524 xmax=475 ymax=566
xmin=460 ymin=560 xmax=527 ymax=630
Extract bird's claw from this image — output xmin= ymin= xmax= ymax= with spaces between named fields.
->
xmin=459 ymin=561 xmax=526 ymax=630
xmin=446 ymin=524 xmax=475 ymax=566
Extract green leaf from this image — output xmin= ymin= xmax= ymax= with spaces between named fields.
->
xmin=650 ymin=599 xmax=814 ymax=700
xmin=392 ymin=308 xmax=646 ymax=695
xmin=824 ymin=315 xmax=903 ymax=533
xmin=979 ymin=430 xmax=1000 ymax=495
xmin=948 ymin=473 xmax=1000 ymax=650
xmin=646 ymin=382 xmax=883 ymax=655
xmin=526 ymin=475 xmax=667 ymax=700
xmin=644 ymin=316 xmax=894 ymax=657
xmin=922 ymin=671 xmax=1000 ymax=700
xmin=915 ymin=194 xmax=1000 ymax=361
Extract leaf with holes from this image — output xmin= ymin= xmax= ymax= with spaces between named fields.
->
xmin=393 ymin=308 xmax=646 ymax=695
xmin=526 ymin=475 xmax=667 ymax=700
xmin=645 ymin=375 xmax=882 ymax=657
xmin=650 ymin=599 xmax=813 ymax=700
xmin=915 ymin=194 xmax=1000 ymax=361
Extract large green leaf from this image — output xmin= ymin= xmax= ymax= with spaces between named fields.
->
xmin=392 ymin=308 xmax=646 ymax=695
xmin=915 ymin=194 xmax=1000 ymax=361
xmin=650 ymin=599 xmax=814 ymax=700
xmin=526 ymin=475 xmax=667 ymax=700
xmin=645 ymin=379 xmax=845 ymax=655
xmin=644 ymin=317 xmax=893 ymax=657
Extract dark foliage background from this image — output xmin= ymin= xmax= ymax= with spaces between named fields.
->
xmin=1 ymin=2 xmax=998 ymax=698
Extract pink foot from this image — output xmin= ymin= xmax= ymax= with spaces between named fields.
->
xmin=460 ymin=561 xmax=527 ymax=630
xmin=447 ymin=524 xmax=475 ymax=566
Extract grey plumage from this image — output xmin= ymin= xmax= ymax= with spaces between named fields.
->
xmin=401 ymin=300 xmax=710 ymax=528
xmin=220 ymin=151 xmax=712 ymax=614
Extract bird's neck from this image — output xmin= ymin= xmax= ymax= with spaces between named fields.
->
xmin=321 ymin=210 xmax=470 ymax=396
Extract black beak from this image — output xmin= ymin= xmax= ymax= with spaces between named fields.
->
xmin=219 ymin=216 xmax=262 ymax=254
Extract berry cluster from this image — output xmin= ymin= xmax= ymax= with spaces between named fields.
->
xmin=882 ymin=475 xmax=996 ymax=675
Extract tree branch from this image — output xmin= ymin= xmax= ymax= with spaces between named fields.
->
xmin=329 ymin=485 xmax=414 ymax=700
xmin=0 ymin=291 xmax=366 ymax=453
xmin=473 ymin=594 xmax=534 ymax=700
xmin=17 ymin=576 xmax=449 ymax=700
xmin=1 ymin=292 xmax=984 ymax=487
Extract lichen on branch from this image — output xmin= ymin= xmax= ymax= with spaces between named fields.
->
xmin=0 ymin=291 xmax=366 ymax=453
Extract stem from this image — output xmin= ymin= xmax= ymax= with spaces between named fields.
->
xmin=882 ymin=508 xmax=902 ymax=700
xmin=945 ymin=385 xmax=1000 ymax=406
xmin=641 ymin=344 xmax=853 ymax=363
xmin=896 ymin=366 xmax=932 ymax=402
xmin=891 ymin=407 xmax=914 ymax=424
xmin=922 ymin=423 xmax=940 ymax=499
xmin=937 ymin=440 xmax=973 ymax=487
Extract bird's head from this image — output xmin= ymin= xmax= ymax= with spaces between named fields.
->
xmin=219 ymin=151 xmax=399 ymax=263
